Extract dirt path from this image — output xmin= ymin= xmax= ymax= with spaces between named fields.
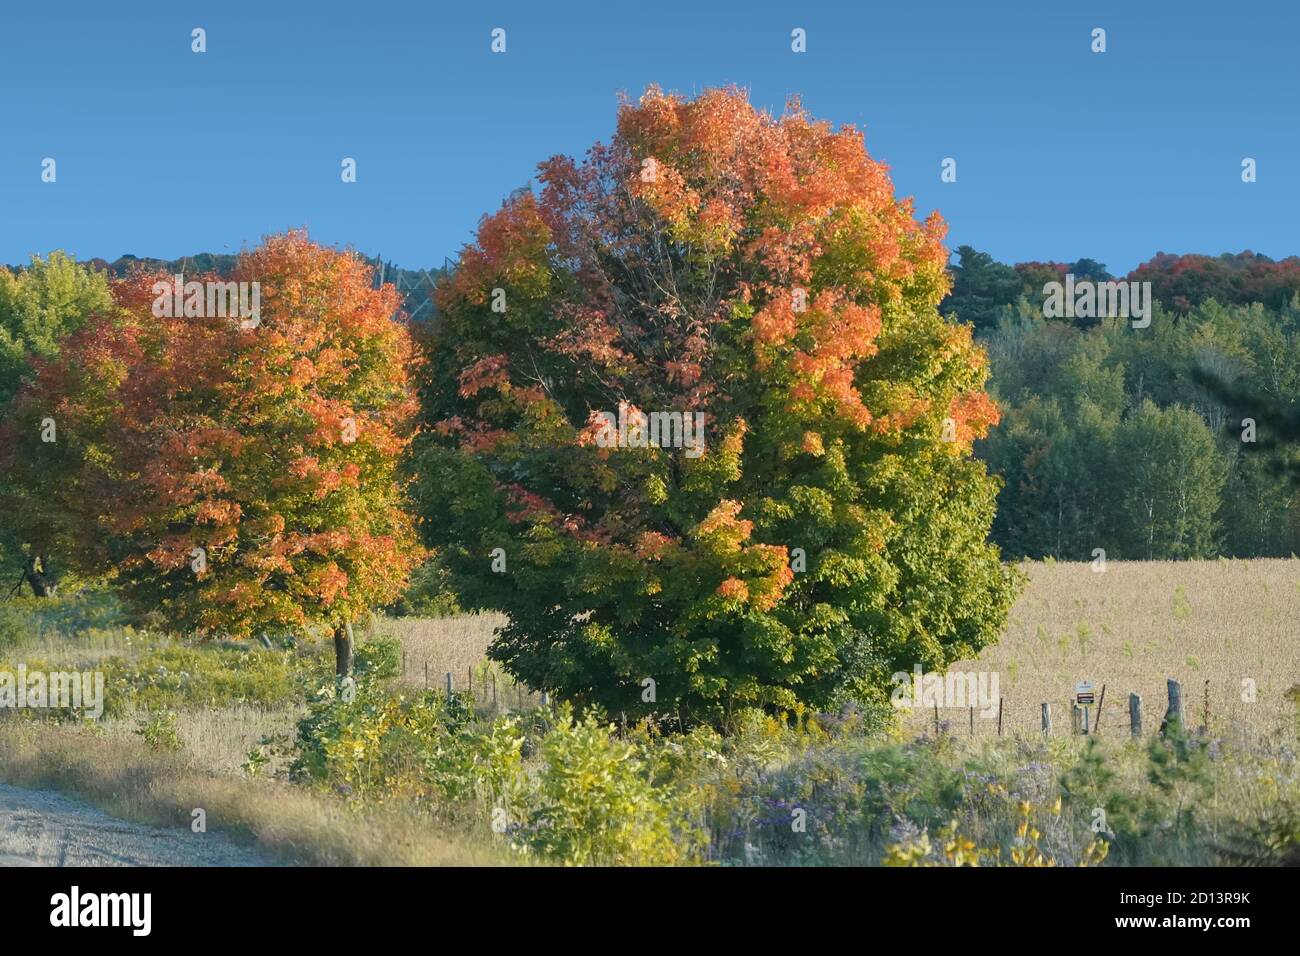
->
xmin=0 ymin=784 xmax=277 ymax=866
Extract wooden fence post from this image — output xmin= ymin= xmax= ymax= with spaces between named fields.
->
xmin=997 ymin=697 xmax=1003 ymax=737
xmin=1094 ymin=683 xmax=1107 ymax=733
xmin=446 ymin=671 xmax=453 ymax=696
xmin=1071 ymin=704 xmax=1082 ymax=735
xmin=1161 ymin=679 xmax=1182 ymax=737
xmin=1041 ymin=702 xmax=1052 ymax=735
xmin=1129 ymin=693 xmax=1142 ymax=737
xmin=969 ymin=706 xmax=975 ymax=736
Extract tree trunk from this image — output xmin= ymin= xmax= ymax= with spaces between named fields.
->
xmin=24 ymin=555 xmax=56 ymax=598
xmin=333 ymin=622 xmax=354 ymax=677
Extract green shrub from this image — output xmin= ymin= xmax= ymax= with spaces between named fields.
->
xmin=354 ymin=636 xmax=402 ymax=681
xmin=242 ymin=745 xmax=271 ymax=777
xmin=521 ymin=708 xmax=692 ymax=866
xmin=291 ymin=678 xmax=487 ymax=805
xmin=1222 ymin=800 xmax=1300 ymax=865
xmin=135 ymin=711 xmax=183 ymax=752
xmin=385 ymin=559 xmax=461 ymax=618
xmin=283 ymin=671 xmax=1299 ymax=867
xmin=290 ymin=684 xmax=696 ymax=864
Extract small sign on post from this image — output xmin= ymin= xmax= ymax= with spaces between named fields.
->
xmin=1074 ymin=681 xmax=1095 ymax=734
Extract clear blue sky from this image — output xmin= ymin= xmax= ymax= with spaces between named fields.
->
xmin=2 ymin=0 xmax=1296 ymax=274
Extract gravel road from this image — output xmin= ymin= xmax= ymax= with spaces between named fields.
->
xmin=0 ymin=783 xmax=277 ymax=866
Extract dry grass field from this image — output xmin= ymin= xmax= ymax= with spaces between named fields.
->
xmin=905 ymin=558 xmax=1300 ymax=738
xmin=371 ymin=561 xmax=1300 ymax=739
xmin=378 ymin=611 xmax=550 ymax=708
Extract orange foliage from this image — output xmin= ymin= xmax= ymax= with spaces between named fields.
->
xmin=7 ymin=233 xmax=424 ymax=638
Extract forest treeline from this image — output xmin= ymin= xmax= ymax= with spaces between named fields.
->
xmin=5 ymin=244 xmax=1300 ymax=568
xmin=946 ymin=246 xmax=1300 ymax=560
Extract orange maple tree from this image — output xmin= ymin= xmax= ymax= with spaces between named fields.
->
xmin=0 ymin=233 xmax=423 ymax=673
xmin=415 ymin=87 xmax=1018 ymax=724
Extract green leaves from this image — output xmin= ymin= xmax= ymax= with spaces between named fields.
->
xmin=0 ymin=252 xmax=112 ymax=407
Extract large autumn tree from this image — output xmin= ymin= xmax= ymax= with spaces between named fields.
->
xmin=0 ymin=233 xmax=423 ymax=673
xmin=414 ymin=87 xmax=1019 ymax=725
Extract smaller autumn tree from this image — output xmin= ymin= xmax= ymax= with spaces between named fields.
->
xmin=0 ymin=233 xmax=423 ymax=673
xmin=415 ymin=87 xmax=1019 ymax=726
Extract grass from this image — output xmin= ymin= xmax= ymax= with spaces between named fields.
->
xmin=906 ymin=558 xmax=1300 ymax=737
xmin=0 ymin=719 xmax=516 ymax=866
xmin=120 ymin=704 xmax=302 ymax=775
xmin=0 ymin=607 xmax=513 ymax=864
xmin=377 ymin=612 xmax=547 ymax=707
xmin=375 ymin=561 xmax=1300 ymax=742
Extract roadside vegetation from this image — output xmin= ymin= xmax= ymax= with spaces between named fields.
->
xmin=3 ymin=575 xmax=1297 ymax=867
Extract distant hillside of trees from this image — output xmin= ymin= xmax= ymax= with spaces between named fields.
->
xmin=10 ymin=250 xmax=447 ymax=326
xmin=943 ymin=246 xmax=1300 ymax=329
xmin=946 ymin=246 xmax=1300 ymax=561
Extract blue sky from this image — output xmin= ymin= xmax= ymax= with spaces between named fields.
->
xmin=2 ymin=0 xmax=1296 ymax=274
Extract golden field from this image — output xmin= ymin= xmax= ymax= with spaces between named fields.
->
xmin=372 ymin=559 xmax=1300 ymax=740
xmin=905 ymin=558 xmax=1300 ymax=738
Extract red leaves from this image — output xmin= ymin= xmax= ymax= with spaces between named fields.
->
xmin=634 ymin=531 xmax=677 ymax=560
xmin=716 ymin=577 xmax=749 ymax=601
xmin=501 ymin=483 xmax=560 ymax=525
xmin=458 ymin=355 xmax=511 ymax=398
xmin=695 ymin=500 xmax=754 ymax=553
xmin=753 ymin=294 xmax=799 ymax=347
xmin=1128 ymin=251 xmax=1300 ymax=312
